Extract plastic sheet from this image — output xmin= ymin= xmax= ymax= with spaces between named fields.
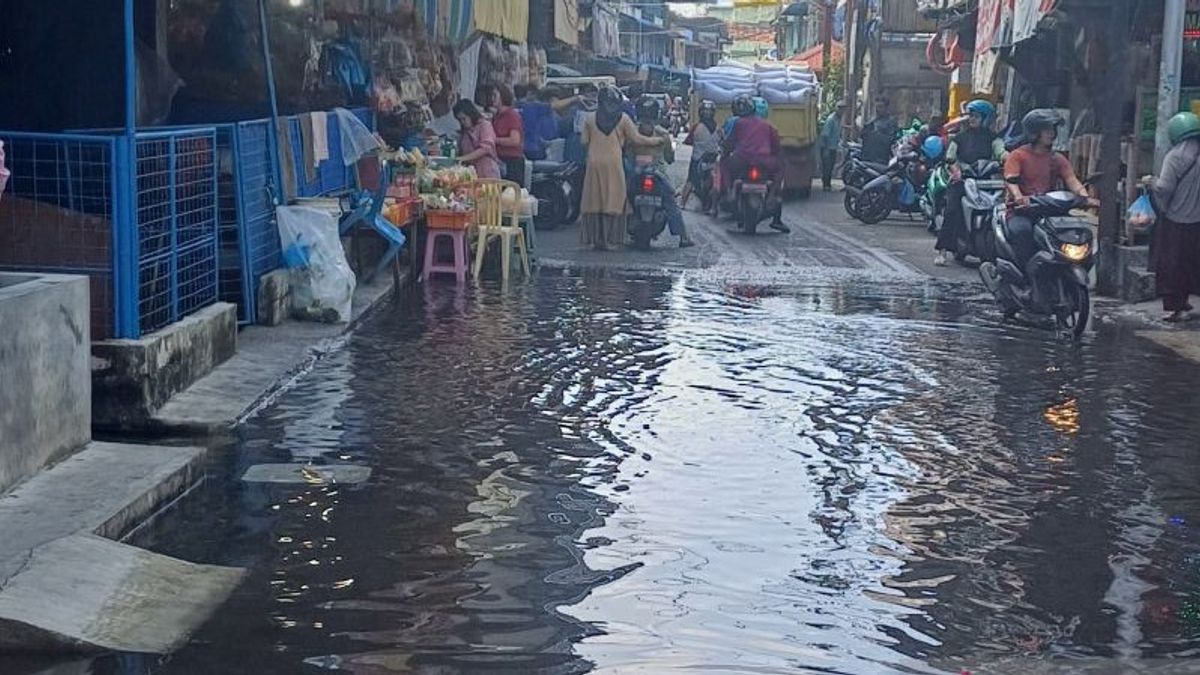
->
xmin=1128 ymin=191 xmax=1156 ymax=234
xmin=333 ymin=108 xmax=382 ymax=167
xmin=276 ymin=206 xmax=356 ymax=323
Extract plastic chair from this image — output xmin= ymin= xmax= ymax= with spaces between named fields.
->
xmin=470 ymin=179 xmax=530 ymax=282
xmin=421 ymin=228 xmax=471 ymax=284
xmin=341 ymin=155 xmax=406 ymax=283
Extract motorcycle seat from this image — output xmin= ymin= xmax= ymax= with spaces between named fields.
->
xmin=532 ymin=160 xmax=571 ymax=174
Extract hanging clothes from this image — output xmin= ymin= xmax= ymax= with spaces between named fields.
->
xmin=312 ymin=111 xmax=330 ymax=166
xmin=299 ymin=114 xmax=318 ymax=182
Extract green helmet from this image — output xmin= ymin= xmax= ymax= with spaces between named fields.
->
xmin=1168 ymin=112 xmax=1200 ymax=145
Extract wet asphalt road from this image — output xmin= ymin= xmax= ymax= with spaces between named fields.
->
xmin=9 ymin=151 xmax=1200 ymax=675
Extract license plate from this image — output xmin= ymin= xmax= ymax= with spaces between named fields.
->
xmin=741 ymin=184 xmax=768 ymax=194
xmin=634 ymin=195 xmax=662 ymax=207
xmin=975 ymin=180 xmax=1005 ymax=189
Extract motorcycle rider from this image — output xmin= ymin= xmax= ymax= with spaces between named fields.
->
xmin=626 ymin=96 xmax=693 ymax=248
xmin=721 ymin=94 xmax=788 ymax=233
xmin=1002 ymin=109 xmax=1090 ymax=272
xmin=679 ymin=99 xmax=720 ymax=210
xmin=935 ymin=99 xmax=1008 ymax=266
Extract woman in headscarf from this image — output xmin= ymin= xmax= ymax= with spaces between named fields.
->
xmin=579 ymin=85 xmax=665 ymax=250
xmin=1149 ymin=112 xmax=1200 ymax=322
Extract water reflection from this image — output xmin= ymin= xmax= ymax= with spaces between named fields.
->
xmin=10 ymin=270 xmax=1200 ymax=675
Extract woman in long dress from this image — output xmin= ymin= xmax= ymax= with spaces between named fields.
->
xmin=579 ymin=86 xmax=664 ymax=250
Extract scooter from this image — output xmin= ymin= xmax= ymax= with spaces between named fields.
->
xmin=668 ymin=108 xmax=687 ymax=136
xmin=851 ymin=152 xmax=927 ymax=225
xmin=529 ymin=160 xmax=582 ymax=230
xmin=732 ymin=163 xmax=778 ymax=235
xmin=954 ymin=158 xmax=1005 ymax=262
xmin=979 ymin=191 xmax=1095 ymax=339
xmin=921 ymin=161 xmax=950 ymax=234
xmin=841 ymin=143 xmax=890 ymax=219
xmin=628 ymin=168 xmax=669 ymax=249
xmin=693 ymin=151 xmax=719 ymax=212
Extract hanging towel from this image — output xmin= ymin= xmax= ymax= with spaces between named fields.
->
xmin=299 ymin=113 xmax=317 ymax=183
xmin=275 ymin=118 xmax=298 ymax=201
xmin=311 ymin=111 xmax=330 ymax=166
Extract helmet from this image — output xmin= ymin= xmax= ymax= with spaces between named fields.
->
xmin=1168 ymin=112 xmax=1200 ymax=145
xmin=752 ymin=96 xmax=769 ymax=118
xmin=965 ymin=99 xmax=996 ymax=126
xmin=699 ymin=99 xmax=717 ymax=119
xmin=1021 ymin=108 xmax=1064 ymax=141
xmin=636 ymin=96 xmax=661 ymax=124
xmin=921 ymin=135 xmax=945 ymax=160
xmin=732 ymin=94 xmax=754 ymax=117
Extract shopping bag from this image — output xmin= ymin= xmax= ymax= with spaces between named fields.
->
xmin=1127 ymin=191 xmax=1156 ymax=235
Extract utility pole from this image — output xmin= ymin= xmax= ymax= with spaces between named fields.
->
xmin=843 ymin=0 xmax=857 ymax=132
xmin=1156 ymin=0 xmax=1186 ymax=169
xmin=821 ymin=0 xmax=833 ymax=76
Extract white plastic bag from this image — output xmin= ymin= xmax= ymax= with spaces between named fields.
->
xmin=333 ymin=107 xmax=382 ymax=166
xmin=276 ymin=206 xmax=356 ymax=323
xmin=0 ymin=140 xmax=9 ymax=204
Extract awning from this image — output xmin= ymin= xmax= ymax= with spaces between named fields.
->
xmin=781 ymin=2 xmax=809 ymax=17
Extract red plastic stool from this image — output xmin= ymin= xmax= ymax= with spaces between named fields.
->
xmin=421 ymin=228 xmax=471 ymax=284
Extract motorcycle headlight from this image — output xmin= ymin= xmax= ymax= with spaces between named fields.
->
xmin=1060 ymin=242 xmax=1090 ymax=262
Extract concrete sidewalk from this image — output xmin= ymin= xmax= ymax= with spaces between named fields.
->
xmin=151 ymin=272 xmax=406 ymax=435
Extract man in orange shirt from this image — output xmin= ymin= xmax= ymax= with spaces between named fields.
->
xmin=1003 ymin=109 xmax=1089 ymax=269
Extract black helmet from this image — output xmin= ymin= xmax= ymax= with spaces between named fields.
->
xmin=699 ymin=99 xmax=717 ymax=119
xmin=1021 ymin=108 xmax=1064 ymax=141
xmin=636 ymin=96 xmax=661 ymax=124
xmin=732 ymin=94 xmax=754 ymax=117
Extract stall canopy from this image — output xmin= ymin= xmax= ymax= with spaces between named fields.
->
xmin=420 ymin=0 xmax=475 ymax=43
xmin=554 ymin=0 xmax=581 ymax=45
xmin=474 ymin=0 xmax=529 ymax=42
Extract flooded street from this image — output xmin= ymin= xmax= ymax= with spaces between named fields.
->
xmin=17 ymin=266 xmax=1200 ymax=674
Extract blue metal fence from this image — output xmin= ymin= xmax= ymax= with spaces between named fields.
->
xmin=288 ymin=108 xmax=374 ymax=198
xmin=214 ymin=120 xmax=281 ymax=324
xmin=0 ymin=132 xmax=121 ymax=339
xmin=0 ymin=128 xmax=220 ymax=340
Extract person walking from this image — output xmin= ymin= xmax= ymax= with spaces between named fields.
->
xmin=819 ymin=101 xmax=846 ymax=192
xmin=579 ymin=86 xmax=664 ymax=250
xmin=453 ymin=99 xmax=501 ymax=179
xmin=1149 ymin=112 xmax=1200 ymax=322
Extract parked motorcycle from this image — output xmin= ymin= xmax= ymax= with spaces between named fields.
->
xmin=529 ymin=160 xmax=582 ymax=230
xmin=841 ymin=144 xmax=889 ymax=220
xmin=732 ymin=163 xmax=778 ymax=235
xmin=954 ymin=158 xmax=1005 ymax=262
xmin=850 ymin=151 xmax=927 ymax=225
xmin=979 ymin=191 xmax=1094 ymax=339
xmin=628 ymin=168 xmax=669 ymax=249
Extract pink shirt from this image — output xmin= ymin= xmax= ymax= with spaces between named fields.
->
xmin=460 ymin=120 xmax=501 ymax=179
xmin=724 ymin=116 xmax=781 ymax=164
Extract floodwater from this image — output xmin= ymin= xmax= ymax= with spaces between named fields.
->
xmin=14 ymin=269 xmax=1200 ymax=674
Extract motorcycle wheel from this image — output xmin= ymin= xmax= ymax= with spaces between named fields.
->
xmin=843 ymin=191 xmax=861 ymax=219
xmin=531 ymin=181 xmax=567 ymax=230
xmin=1057 ymin=284 xmax=1091 ymax=340
xmin=856 ymin=188 xmax=891 ymax=225
xmin=738 ymin=196 xmax=759 ymax=235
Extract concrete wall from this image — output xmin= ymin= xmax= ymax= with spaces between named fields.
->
xmin=863 ymin=39 xmax=950 ymax=122
xmin=0 ymin=273 xmax=91 ymax=493
xmin=92 ymin=303 xmax=237 ymax=430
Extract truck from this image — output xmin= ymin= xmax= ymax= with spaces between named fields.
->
xmin=689 ymin=73 xmax=820 ymax=199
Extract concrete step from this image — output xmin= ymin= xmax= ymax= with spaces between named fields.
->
xmin=0 ymin=441 xmax=243 ymax=652
xmin=0 ymin=534 xmax=244 ymax=653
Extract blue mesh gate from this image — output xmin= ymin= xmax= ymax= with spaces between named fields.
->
xmin=0 ymin=128 xmax=221 ymax=339
xmin=215 ymin=120 xmax=281 ymax=324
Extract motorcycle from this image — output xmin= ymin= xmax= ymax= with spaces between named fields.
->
xmin=841 ymin=143 xmax=890 ymax=219
xmin=529 ymin=160 xmax=582 ymax=230
xmin=628 ymin=168 xmax=669 ymax=249
xmin=732 ymin=163 xmax=778 ymax=235
xmin=693 ymin=151 xmax=720 ymax=213
xmin=850 ymin=152 xmax=928 ymax=225
xmin=979 ymin=191 xmax=1095 ymax=339
xmin=954 ymin=158 xmax=1005 ymax=263
xmin=668 ymin=108 xmax=687 ymax=136
xmin=921 ymin=162 xmax=950 ymax=234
